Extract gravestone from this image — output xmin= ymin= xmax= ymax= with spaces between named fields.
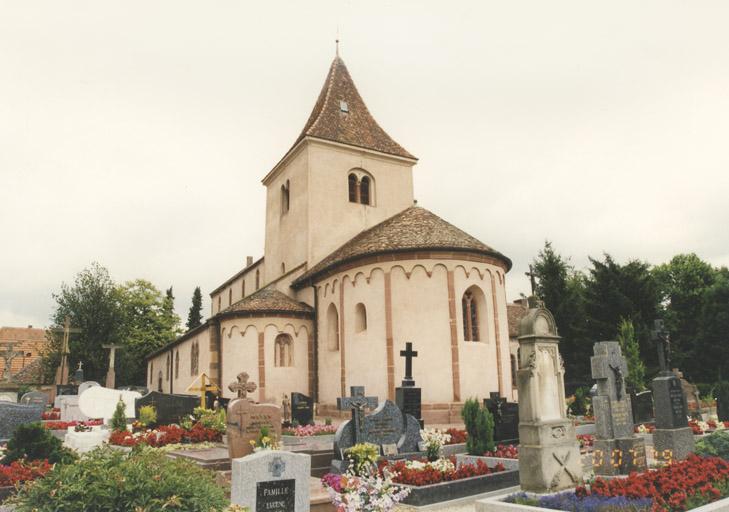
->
xmin=20 ymin=391 xmax=49 ymax=407
xmin=78 ymin=386 xmax=141 ymax=421
xmin=56 ymin=384 xmax=78 ymax=396
xmin=717 ymin=384 xmax=729 ymax=423
xmin=64 ymin=425 xmax=110 ymax=453
xmin=291 ymin=392 xmax=313 ymax=426
xmin=673 ymin=368 xmax=701 ymax=416
xmin=333 ymin=399 xmax=421 ymax=471
xmin=651 ymin=321 xmax=694 ymax=461
xmin=485 ymin=392 xmax=519 ymax=444
xmin=55 ymin=395 xmax=87 ymax=422
xmin=395 ymin=342 xmax=423 ymax=428
xmin=135 ymin=391 xmax=199 ymax=426
xmin=631 ymin=390 xmax=654 ymax=425
xmin=231 ymin=450 xmax=310 ymax=512
xmin=590 ymin=342 xmax=647 ymax=475
xmin=516 ymin=300 xmax=582 ymax=493
xmin=206 ymin=391 xmax=230 ymax=410
xmin=0 ymin=402 xmax=43 ymax=441
xmin=227 ymin=373 xmax=282 ymax=459
xmin=0 ymin=391 xmax=17 ymax=403
xmin=78 ymin=381 xmax=100 ymax=395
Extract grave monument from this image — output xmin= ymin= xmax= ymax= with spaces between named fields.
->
xmin=516 ymin=300 xmax=582 ymax=493
xmin=227 ymin=372 xmax=282 ymax=459
xmin=590 ymin=341 xmax=647 ymax=475
xmin=135 ymin=391 xmax=199 ymax=426
xmin=484 ymin=392 xmax=519 ymax=444
xmin=290 ymin=392 xmax=313 ymax=426
xmin=0 ymin=402 xmax=43 ymax=441
xmin=395 ymin=342 xmax=423 ymax=428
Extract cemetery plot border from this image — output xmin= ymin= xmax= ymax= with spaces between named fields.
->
xmin=398 ymin=467 xmax=520 ymax=507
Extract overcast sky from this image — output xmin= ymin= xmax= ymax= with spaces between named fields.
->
xmin=2 ymin=1 xmax=728 ymax=329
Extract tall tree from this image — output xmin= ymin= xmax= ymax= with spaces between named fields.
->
xmin=653 ymin=253 xmax=716 ymax=377
xmin=532 ymin=241 xmax=590 ymax=381
xmin=187 ymin=286 xmax=203 ymax=330
xmin=695 ymin=270 xmax=729 ymax=382
xmin=617 ymin=318 xmax=647 ymax=392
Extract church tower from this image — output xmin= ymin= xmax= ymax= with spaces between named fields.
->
xmin=261 ymin=56 xmax=418 ymax=282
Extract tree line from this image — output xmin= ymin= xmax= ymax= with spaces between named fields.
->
xmin=531 ymin=242 xmax=729 ymax=391
xmin=44 ymin=263 xmax=205 ymax=386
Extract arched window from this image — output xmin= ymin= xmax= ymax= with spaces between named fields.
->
xmin=190 ymin=341 xmax=199 ymax=376
xmin=355 ymin=303 xmax=367 ymax=332
xmin=281 ymin=180 xmax=290 ymax=214
xmin=348 ymin=174 xmax=358 ymax=202
xmin=274 ymin=334 xmax=293 ymax=367
xmin=157 ymin=371 xmax=163 ymax=392
xmin=165 ymin=353 xmax=170 ymax=380
xmin=175 ymin=351 xmax=179 ymax=379
xmin=462 ymin=286 xmax=488 ymax=342
xmin=327 ymin=304 xmax=340 ymax=351
xmin=511 ymin=354 xmax=517 ymax=387
xmin=360 ymin=176 xmax=371 ymax=205
xmin=255 ymin=269 xmax=260 ymax=290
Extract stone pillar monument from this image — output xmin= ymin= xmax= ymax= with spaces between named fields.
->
xmin=591 ymin=342 xmax=647 ymax=475
xmin=516 ymin=301 xmax=582 ymax=493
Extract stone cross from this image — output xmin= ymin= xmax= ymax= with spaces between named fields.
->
xmin=651 ymin=319 xmax=671 ymax=374
xmin=591 ymin=343 xmax=628 ymax=400
xmin=50 ymin=316 xmax=82 ymax=386
xmin=525 ymin=264 xmax=537 ymax=296
xmin=337 ymin=386 xmax=378 ymax=444
xmin=399 ymin=342 xmax=418 ymax=386
xmin=229 ymin=372 xmax=257 ymax=400
xmin=102 ymin=343 xmax=123 ymax=389
xmin=0 ymin=343 xmax=25 ymax=382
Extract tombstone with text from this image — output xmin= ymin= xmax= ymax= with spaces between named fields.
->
xmin=290 ymin=392 xmax=313 ymax=426
xmin=227 ymin=372 xmax=282 ymax=459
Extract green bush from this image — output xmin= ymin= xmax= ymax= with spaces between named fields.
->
xmin=1 ymin=422 xmax=76 ymax=465
xmin=110 ymin=397 xmax=127 ymax=432
xmin=11 ymin=447 xmax=228 ymax=512
xmin=194 ymin=407 xmax=226 ymax=433
xmin=461 ymin=398 xmax=495 ymax=455
xmin=695 ymin=430 xmax=729 ymax=460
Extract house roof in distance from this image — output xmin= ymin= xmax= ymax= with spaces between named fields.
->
xmin=293 ymin=206 xmax=511 ymax=287
xmin=220 ymin=286 xmax=313 ymax=316
xmin=291 ymin=56 xmax=416 ymax=161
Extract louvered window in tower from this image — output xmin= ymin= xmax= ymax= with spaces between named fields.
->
xmin=360 ymin=176 xmax=370 ymax=205
xmin=348 ymin=174 xmax=358 ymax=203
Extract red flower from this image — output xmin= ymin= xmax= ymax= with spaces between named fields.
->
xmin=0 ymin=460 xmax=52 ymax=486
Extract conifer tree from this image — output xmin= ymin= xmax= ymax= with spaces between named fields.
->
xmin=617 ymin=318 xmax=646 ymax=392
xmin=187 ymin=286 xmax=203 ymax=331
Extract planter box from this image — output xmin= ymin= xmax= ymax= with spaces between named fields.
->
xmin=442 ymin=442 xmax=467 ymax=456
xmin=476 ymin=491 xmax=729 ymax=512
xmin=456 ymin=454 xmax=519 ymax=472
xmin=282 ymin=434 xmax=335 ymax=445
xmin=399 ymin=468 xmax=519 ymax=507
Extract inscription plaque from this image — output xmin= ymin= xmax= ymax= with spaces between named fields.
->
xmin=256 ymin=479 xmax=295 ymax=512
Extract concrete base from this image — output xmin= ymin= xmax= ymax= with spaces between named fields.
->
xmin=654 ymin=427 xmax=695 ymax=461
xmin=593 ymin=437 xmax=646 ymax=476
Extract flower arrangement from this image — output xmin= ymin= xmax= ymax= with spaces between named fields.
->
xmin=445 ymin=428 xmax=467 ymax=444
xmin=421 ymin=428 xmax=451 ymax=461
xmin=378 ymin=456 xmax=505 ymax=486
xmin=0 ymin=459 xmax=52 ymax=487
xmin=635 ymin=423 xmax=656 ymax=434
xmin=321 ymin=469 xmax=410 ymax=512
xmin=344 ymin=443 xmax=380 ymax=476
xmin=282 ymin=424 xmax=337 ymax=437
xmin=577 ymin=435 xmax=594 ymax=451
xmin=109 ymin=423 xmax=222 ymax=448
xmin=484 ymin=444 xmax=519 ymax=459
xmin=249 ymin=426 xmax=280 ymax=452
xmin=41 ymin=409 xmax=60 ymax=421
xmin=42 ymin=420 xmax=103 ymax=430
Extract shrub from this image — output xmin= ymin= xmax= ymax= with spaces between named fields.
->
xmin=325 ymin=417 xmax=332 ymax=426
xmin=461 ymin=398 xmax=495 ymax=455
xmin=696 ymin=430 xmax=729 ymax=460
xmin=1 ymin=423 xmax=76 ymax=465
xmin=110 ymin=398 xmax=127 ymax=432
xmin=138 ymin=405 xmax=157 ymax=427
xmin=11 ymin=447 xmax=227 ymax=512
xmin=195 ymin=407 xmax=226 ymax=434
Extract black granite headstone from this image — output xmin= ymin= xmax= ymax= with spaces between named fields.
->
xmin=396 ymin=387 xmax=422 ymax=428
xmin=631 ymin=390 xmax=654 ymax=425
xmin=653 ymin=374 xmax=688 ymax=429
xmin=484 ymin=392 xmax=519 ymax=443
xmin=290 ymin=392 xmax=313 ymax=426
xmin=255 ymin=479 xmax=295 ymax=512
xmin=205 ymin=391 xmax=230 ymax=410
xmin=56 ymin=384 xmax=78 ymax=396
xmin=135 ymin=391 xmax=199 ymax=426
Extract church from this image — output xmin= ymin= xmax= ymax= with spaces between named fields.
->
xmin=146 ymin=54 xmax=515 ymax=423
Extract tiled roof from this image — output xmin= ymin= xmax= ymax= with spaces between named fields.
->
xmin=507 ymin=302 xmax=529 ymax=339
xmin=221 ymin=287 xmax=313 ymax=316
xmin=11 ymin=358 xmax=46 ymax=385
xmin=0 ymin=326 xmax=47 ymax=381
xmin=293 ymin=206 xmax=511 ymax=287
xmin=292 ymin=56 xmax=415 ymax=160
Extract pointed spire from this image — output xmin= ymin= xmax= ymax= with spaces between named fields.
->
xmin=291 ymin=56 xmax=415 ymax=160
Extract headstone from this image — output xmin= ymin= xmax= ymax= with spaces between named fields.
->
xmin=336 ymin=386 xmax=378 ymax=445
xmin=206 ymin=391 xmax=230 ymax=410
xmin=0 ymin=402 xmax=43 ymax=441
xmin=56 ymin=384 xmax=78 ymax=396
xmin=590 ymin=342 xmax=647 ymax=475
xmin=290 ymin=392 xmax=313 ymax=426
xmin=78 ymin=386 xmax=141 ymax=421
xmin=485 ymin=392 xmax=519 ymax=444
xmin=135 ymin=391 xmax=199 ymax=426
xmin=673 ymin=368 xmax=701 ymax=416
xmin=651 ymin=321 xmax=694 ymax=461
xmin=227 ymin=374 xmax=282 ymax=459
xmin=395 ymin=342 xmax=423 ymax=428
xmin=231 ymin=450 xmax=310 ymax=512
xmin=718 ymin=384 xmax=729 ymax=423
xmin=631 ymin=390 xmax=654 ymax=425
xmin=78 ymin=381 xmax=101 ymax=395
xmin=0 ymin=391 xmax=18 ymax=403
xmin=20 ymin=391 xmax=49 ymax=407
xmin=63 ymin=425 xmax=110 ymax=453
xmin=54 ymin=395 xmax=87 ymax=422
xmin=516 ymin=300 xmax=582 ymax=493
xmin=333 ymin=400 xmax=421 ymax=470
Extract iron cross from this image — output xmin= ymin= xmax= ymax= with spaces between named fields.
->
xmin=399 ymin=342 xmax=418 ymax=386
xmin=337 ymin=386 xmax=378 ymax=444
xmin=229 ymin=372 xmax=257 ymax=399
xmin=0 ymin=343 xmax=25 ymax=382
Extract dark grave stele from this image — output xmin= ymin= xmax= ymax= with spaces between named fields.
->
xmin=206 ymin=391 xmax=230 ymax=410
xmin=135 ymin=391 xmax=199 ymax=425
xmin=256 ymin=479 xmax=295 ymax=512
xmin=631 ymin=390 xmax=654 ymax=425
xmin=484 ymin=392 xmax=519 ymax=444
xmin=652 ymin=372 xmax=694 ymax=460
xmin=717 ymin=384 xmax=729 ymax=422
xmin=396 ymin=386 xmax=422 ymax=428
xmin=291 ymin=392 xmax=313 ymax=426
xmin=56 ymin=384 xmax=78 ymax=396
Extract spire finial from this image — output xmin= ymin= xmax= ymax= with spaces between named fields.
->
xmin=335 ymin=26 xmax=340 ymax=57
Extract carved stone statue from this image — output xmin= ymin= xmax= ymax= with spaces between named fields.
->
xmin=282 ymin=393 xmax=291 ymax=423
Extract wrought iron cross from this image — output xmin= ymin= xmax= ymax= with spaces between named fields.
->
xmin=399 ymin=342 xmax=418 ymax=386
xmin=0 ymin=343 xmax=25 ymax=382
xmin=651 ymin=319 xmax=671 ymax=373
xmin=337 ymin=386 xmax=378 ymax=444
xmin=229 ymin=372 xmax=257 ymax=399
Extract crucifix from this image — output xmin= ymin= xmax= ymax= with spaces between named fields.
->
xmin=228 ymin=372 xmax=257 ymax=400
xmin=50 ymin=316 xmax=82 ymax=386
xmin=0 ymin=343 xmax=25 ymax=382
xmin=337 ymin=386 xmax=378 ymax=444
xmin=651 ymin=319 xmax=671 ymax=374
xmin=102 ymin=343 xmax=124 ymax=389
xmin=187 ymin=373 xmax=219 ymax=409
xmin=399 ymin=342 xmax=418 ymax=387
